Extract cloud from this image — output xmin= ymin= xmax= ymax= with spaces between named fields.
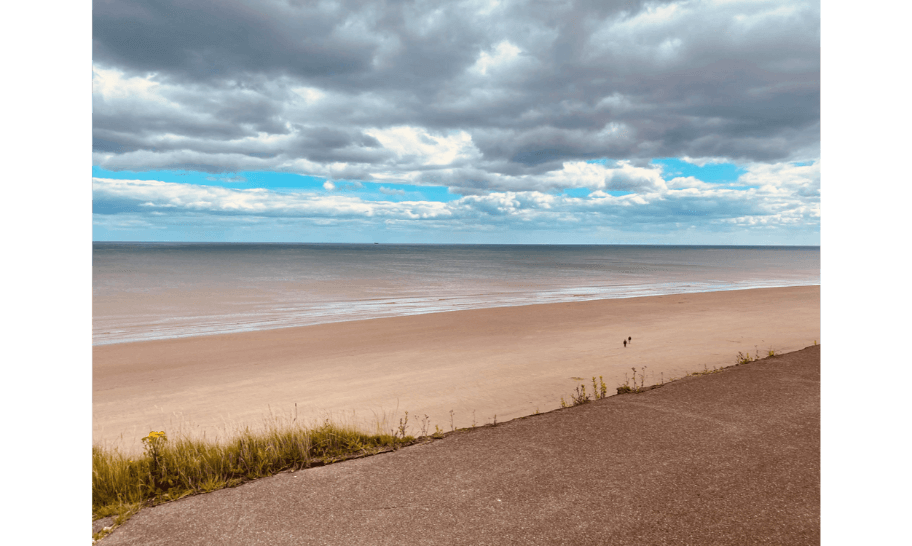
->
xmin=93 ymin=172 xmax=818 ymax=236
xmin=324 ymin=181 xmax=364 ymax=192
xmin=471 ymin=40 xmax=523 ymax=76
xmin=206 ymin=174 xmax=247 ymax=183
xmin=93 ymin=0 xmax=820 ymax=193
xmin=378 ymin=186 xmax=406 ymax=196
xmin=737 ymin=160 xmax=820 ymax=198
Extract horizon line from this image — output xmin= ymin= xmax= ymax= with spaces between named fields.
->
xmin=92 ymin=241 xmax=821 ymax=248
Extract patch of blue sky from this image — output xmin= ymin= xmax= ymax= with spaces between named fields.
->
xmin=561 ymin=188 xmax=591 ymax=198
xmin=650 ymin=158 xmax=747 ymax=183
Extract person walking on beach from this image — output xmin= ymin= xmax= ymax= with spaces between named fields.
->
xmin=623 ymin=339 xmax=627 ymax=348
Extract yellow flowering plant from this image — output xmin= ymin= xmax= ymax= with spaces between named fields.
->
xmin=141 ymin=431 xmax=167 ymax=460
xmin=141 ymin=431 xmax=170 ymax=492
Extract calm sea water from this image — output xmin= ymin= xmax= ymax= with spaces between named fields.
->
xmin=93 ymin=243 xmax=820 ymax=345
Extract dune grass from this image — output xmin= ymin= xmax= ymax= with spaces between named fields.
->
xmin=92 ymin=418 xmax=414 ymax=541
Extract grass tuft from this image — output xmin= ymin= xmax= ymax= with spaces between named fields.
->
xmin=92 ymin=418 xmax=413 ymax=536
xmin=570 ymin=384 xmax=591 ymax=405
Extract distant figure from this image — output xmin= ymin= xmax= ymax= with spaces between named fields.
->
xmin=628 ymin=336 xmax=632 ymax=345
xmin=623 ymin=340 xmax=627 ymax=348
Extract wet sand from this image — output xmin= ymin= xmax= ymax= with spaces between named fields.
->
xmin=93 ymin=285 xmax=819 ymax=450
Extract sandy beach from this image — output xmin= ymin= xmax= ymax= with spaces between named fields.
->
xmin=93 ymin=285 xmax=819 ymax=450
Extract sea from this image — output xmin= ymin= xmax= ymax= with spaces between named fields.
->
xmin=93 ymin=243 xmax=820 ymax=346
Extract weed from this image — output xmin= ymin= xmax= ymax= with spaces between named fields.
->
xmin=432 ymin=425 xmax=445 ymax=439
xmin=591 ymin=376 xmax=608 ymax=400
xmin=569 ymin=384 xmax=591 ymax=406
xmin=560 ymin=396 xmax=568 ymax=408
xmin=449 ymin=410 xmax=455 ymax=432
xmin=617 ymin=373 xmax=632 ymax=394
xmin=397 ymin=411 xmax=410 ymax=440
xmin=736 ymin=351 xmax=753 ymax=365
xmin=419 ymin=414 xmax=430 ymax=437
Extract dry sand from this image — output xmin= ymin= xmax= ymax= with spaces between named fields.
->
xmin=93 ymin=285 xmax=819 ymax=450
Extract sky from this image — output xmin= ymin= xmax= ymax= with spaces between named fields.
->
xmin=92 ymin=0 xmax=820 ymax=244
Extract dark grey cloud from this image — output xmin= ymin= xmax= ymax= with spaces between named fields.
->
xmin=93 ymin=0 xmax=820 ymax=190
xmin=92 ymin=0 xmax=376 ymax=82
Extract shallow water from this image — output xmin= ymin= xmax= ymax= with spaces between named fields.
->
xmin=93 ymin=243 xmax=820 ymax=345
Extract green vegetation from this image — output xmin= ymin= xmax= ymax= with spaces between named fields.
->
xmin=93 ymin=420 xmax=414 ymax=542
xmin=562 ymin=375 xmax=609 ymax=406
xmin=733 ymin=346 xmax=776 ymax=366
xmin=613 ymin=346 xmax=792 ymax=395
xmin=616 ymin=366 xmax=649 ymax=394
xmin=691 ymin=345 xmax=787 ymax=377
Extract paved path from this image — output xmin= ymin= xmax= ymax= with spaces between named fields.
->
xmin=102 ymin=346 xmax=820 ymax=545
